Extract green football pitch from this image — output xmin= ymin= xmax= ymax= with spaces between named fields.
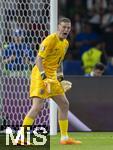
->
xmin=0 ymin=132 xmax=113 ymax=150
xmin=51 ymin=132 xmax=113 ymax=150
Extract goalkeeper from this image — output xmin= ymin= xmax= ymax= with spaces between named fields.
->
xmin=19 ymin=17 xmax=81 ymax=145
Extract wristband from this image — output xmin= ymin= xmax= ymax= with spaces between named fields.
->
xmin=41 ymin=71 xmax=47 ymax=80
xmin=58 ymin=75 xmax=64 ymax=82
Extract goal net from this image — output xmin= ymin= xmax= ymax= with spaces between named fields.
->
xmin=0 ymin=0 xmax=50 ymax=129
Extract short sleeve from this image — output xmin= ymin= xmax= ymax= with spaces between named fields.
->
xmin=38 ymin=34 xmax=56 ymax=58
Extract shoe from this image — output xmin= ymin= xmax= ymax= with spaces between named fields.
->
xmin=60 ymin=137 xmax=82 ymax=145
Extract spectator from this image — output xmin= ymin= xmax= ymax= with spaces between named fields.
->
xmin=73 ymin=13 xmax=83 ymax=34
xmin=85 ymin=62 xmax=105 ymax=77
xmin=75 ymin=21 xmax=100 ymax=59
xmin=2 ymin=29 xmax=34 ymax=72
xmin=89 ymin=7 xmax=105 ymax=33
xmin=66 ymin=0 xmax=86 ymax=18
xmin=87 ymin=0 xmax=107 ymax=12
xmin=102 ymin=0 xmax=113 ymax=28
xmin=102 ymin=22 xmax=113 ymax=58
xmin=81 ymin=40 xmax=107 ymax=74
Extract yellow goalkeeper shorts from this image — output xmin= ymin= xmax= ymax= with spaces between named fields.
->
xmin=30 ymin=65 xmax=64 ymax=99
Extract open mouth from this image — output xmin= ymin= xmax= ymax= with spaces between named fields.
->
xmin=63 ymin=33 xmax=67 ymax=36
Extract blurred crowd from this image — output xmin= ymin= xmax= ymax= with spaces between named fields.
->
xmin=59 ymin=0 xmax=113 ymax=75
xmin=1 ymin=0 xmax=113 ymax=76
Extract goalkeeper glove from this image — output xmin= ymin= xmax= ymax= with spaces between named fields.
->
xmin=57 ymin=72 xmax=64 ymax=82
xmin=40 ymin=71 xmax=47 ymax=80
xmin=61 ymin=80 xmax=72 ymax=92
xmin=57 ymin=72 xmax=72 ymax=92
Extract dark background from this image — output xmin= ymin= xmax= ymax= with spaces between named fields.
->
xmin=66 ymin=76 xmax=113 ymax=131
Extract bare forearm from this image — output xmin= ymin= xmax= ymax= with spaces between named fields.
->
xmin=35 ymin=55 xmax=44 ymax=72
xmin=57 ymin=62 xmax=64 ymax=81
xmin=57 ymin=62 xmax=63 ymax=74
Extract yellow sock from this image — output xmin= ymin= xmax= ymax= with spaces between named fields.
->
xmin=20 ymin=116 xmax=34 ymax=135
xmin=22 ymin=116 xmax=34 ymax=126
xmin=59 ymin=120 xmax=68 ymax=138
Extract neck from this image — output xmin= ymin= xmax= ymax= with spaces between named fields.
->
xmin=56 ymin=32 xmax=64 ymax=41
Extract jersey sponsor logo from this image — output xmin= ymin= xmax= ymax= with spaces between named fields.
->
xmin=40 ymin=89 xmax=45 ymax=94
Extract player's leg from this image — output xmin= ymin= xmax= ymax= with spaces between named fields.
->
xmin=52 ymin=94 xmax=81 ymax=144
xmin=52 ymin=94 xmax=69 ymax=138
xmin=16 ymin=97 xmax=45 ymax=145
xmin=22 ymin=97 xmax=45 ymax=125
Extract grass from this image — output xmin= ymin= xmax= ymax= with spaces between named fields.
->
xmin=0 ymin=132 xmax=113 ymax=150
xmin=51 ymin=132 xmax=113 ymax=150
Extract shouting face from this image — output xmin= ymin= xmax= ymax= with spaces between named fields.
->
xmin=58 ymin=21 xmax=71 ymax=40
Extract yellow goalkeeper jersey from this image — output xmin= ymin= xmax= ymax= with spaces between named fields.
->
xmin=38 ymin=33 xmax=69 ymax=78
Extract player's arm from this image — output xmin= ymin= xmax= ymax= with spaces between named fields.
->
xmin=36 ymin=34 xmax=56 ymax=79
xmin=57 ymin=62 xmax=64 ymax=82
xmin=35 ymin=55 xmax=44 ymax=72
xmin=57 ymin=62 xmax=72 ymax=92
xmin=35 ymin=38 xmax=50 ymax=80
xmin=57 ymin=41 xmax=68 ymax=81
xmin=35 ymin=55 xmax=47 ymax=80
xmin=35 ymin=35 xmax=56 ymax=93
xmin=35 ymin=54 xmax=52 ymax=93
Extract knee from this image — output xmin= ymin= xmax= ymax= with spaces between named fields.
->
xmin=32 ymin=99 xmax=44 ymax=112
xmin=32 ymin=104 xmax=43 ymax=112
xmin=61 ymin=100 xmax=69 ymax=111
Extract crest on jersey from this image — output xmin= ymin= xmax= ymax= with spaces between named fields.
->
xmin=40 ymin=45 xmax=45 ymax=51
xmin=40 ymin=89 xmax=45 ymax=95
